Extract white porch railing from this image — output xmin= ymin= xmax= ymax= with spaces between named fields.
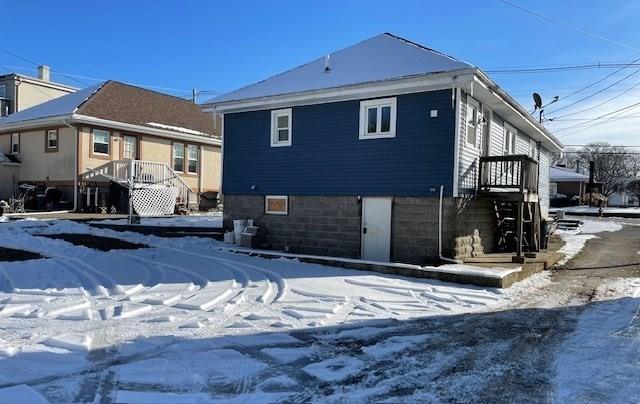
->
xmin=81 ymin=159 xmax=194 ymax=207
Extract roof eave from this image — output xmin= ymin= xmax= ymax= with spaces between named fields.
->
xmin=472 ymin=68 xmax=563 ymax=152
xmin=202 ymin=68 xmax=476 ymax=113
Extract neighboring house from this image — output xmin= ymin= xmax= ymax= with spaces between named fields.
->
xmin=202 ymin=33 xmax=562 ymax=264
xmin=550 ymin=166 xmax=589 ymax=205
xmin=0 ymin=81 xmax=221 ymax=212
xmin=608 ymin=181 xmax=639 ymax=207
xmin=0 ymin=65 xmax=76 ymax=117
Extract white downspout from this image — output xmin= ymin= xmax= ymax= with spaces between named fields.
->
xmin=63 ymin=120 xmax=78 ymax=212
xmin=439 ymin=185 xmax=463 ymax=264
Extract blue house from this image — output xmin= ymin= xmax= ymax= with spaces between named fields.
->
xmin=203 ymin=33 xmax=563 ymax=265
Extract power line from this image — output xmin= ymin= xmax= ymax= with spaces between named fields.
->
xmin=0 ymin=47 xmax=90 ymax=87
xmin=556 ymin=101 xmax=640 ymax=137
xmin=497 ymin=0 xmax=640 ymax=53
xmin=547 ymin=68 xmax=640 ymax=115
xmin=486 ymin=63 xmax=640 ymax=74
xmin=549 ymin=115 xmax=640 ymax=121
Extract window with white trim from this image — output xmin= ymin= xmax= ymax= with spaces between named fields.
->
xmin=173 ymin=143 xmax=185 ymax=172
xmin=10 ymin=133 xmax=19 ymax=154
xmin=92 ymin=129 xmax=110 ymax=155
xmin=503 ymin=123 xmax=516 ymax=155
xmin=359 ymin=97 xmax=397 ymax=139
xmin=187 ymin=144 xmax=198 ymax=174
xmin=123 ymin=135 xmax=137 ymax=159
xmin=466 ymin=98 xmax=480 ymax=147
xmin=271 ymin=108 xmax=292 ymax=147
xmin=529 ymin=138 xmax=537 ymax=159
xmin=265 ymin=195 xmax=288 ymax=215
xmin=47 ymin=129 xmax=58 ymax=150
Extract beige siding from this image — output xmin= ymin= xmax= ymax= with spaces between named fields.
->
xmin=0 ymin=165 xmax=19 ymax=200
xmin=14 ymin=126 xmax=75 ymax=182
xmin=201 ymin=145 xmax=221 ymax=192
xmin=16 ymin=81 xmax=73 ymax=111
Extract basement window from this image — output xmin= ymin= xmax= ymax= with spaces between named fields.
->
xmin=10 ymin=133 xmax=19 ymax=154
xmin=359 ymin=97 xmax=397 ymax=139
xmin=271 ymin=108 xmax=292 ymax=147
xmin=92 ymin=129 xmax=110 ymax=155
xmin=265 ymin=195 xmax=288 ymax=215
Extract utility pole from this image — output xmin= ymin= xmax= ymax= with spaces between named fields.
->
xmin=588 ymin=161 xmax=595 ymax=207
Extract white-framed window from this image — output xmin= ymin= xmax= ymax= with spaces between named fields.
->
xmin=187 ymin=144 xmax=198 ymax=174
xmin=503 ymin=123 xmax=516 ymax=155
xmin=466 ymin=98 xmax=480 ymax=148
xmin=265 ymin=195 xmax=288 ymax=215
xmin=359 ymin=97 xmax=397 ymax=139
xmin=123 ymin=135 xmax=137 ymax=159
xmin=10 ymin=133 xmax=19 ymax=154
xmin=271 ymin=108 xmax=292 ymax=147
xmin=92 ymin=129 xmax=110 ymax=155
xmin=47 ymin=129 xmax=58 ymax=150
xmin=0 ymin=85 xmax=6 ymax=99
xmin=173 ymin=142 xmax=185 ymax=172
xmin=529 ymin=138 xmax=537 ymax=159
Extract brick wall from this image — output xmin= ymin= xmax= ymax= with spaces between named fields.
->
xmin=223 ymin=195 xmax=361 ymax=258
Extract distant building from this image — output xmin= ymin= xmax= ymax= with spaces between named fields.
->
xmin=0 ymin=65 xmax=76 ymax=117
xmin=550 ymin=166 xmax=589 ymax=203
xmin=0 ymin=81 xmax=221 ymax=213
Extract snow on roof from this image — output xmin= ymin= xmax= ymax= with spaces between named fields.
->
xmin=550 ymin=166 xmax=590 ymax=182
xmin=0 ymin=83 xmax=103 ymax=125
xmin=146 ymin=122 xmax=210 ymax=136
xmin=205 ymin=33 xmax=472 ymax=104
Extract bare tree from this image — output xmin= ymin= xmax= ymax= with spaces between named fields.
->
xmin=627 ymin=180 xmax=640 ymax=207
xmin=577 ymin=142 xmax=632 ymax=197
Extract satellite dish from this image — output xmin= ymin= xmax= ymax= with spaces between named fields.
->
xmin=533 ymin=92 xmax=543 ymax=110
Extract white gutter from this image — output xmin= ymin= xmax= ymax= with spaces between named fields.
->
xmin=452 ymin=87 xmax=461 ymax=197
xmin=62 ymin=119 xmax=78 ymax=212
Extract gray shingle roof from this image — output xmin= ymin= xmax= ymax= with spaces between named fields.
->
xmin=206 ymin=33 xmax=473 ymax=104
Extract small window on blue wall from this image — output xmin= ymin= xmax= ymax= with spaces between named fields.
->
xmin=359 ymin=97 xmax=396 ymax=139
xmin=271 ymin=108 xmax=292 ymax=147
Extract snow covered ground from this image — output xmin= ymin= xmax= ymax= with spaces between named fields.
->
xmin=555 ymin=219 xmax=623 ymax=265
xmin=0 ymin=217 xmax=635 ymax=402
xmin=0 ymin=219 xmax=541 ymax=402
xmin=92 ymin=211 xmax=222 ymax=228
xmin=551 ymin=206 xmax=640 ymax=216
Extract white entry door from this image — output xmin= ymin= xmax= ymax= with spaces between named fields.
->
xmin=361 ymin=197 xmax=392 ymax=262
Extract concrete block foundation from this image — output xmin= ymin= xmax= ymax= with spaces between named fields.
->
xmin=223 ymin=195 xmax=497 ymax=265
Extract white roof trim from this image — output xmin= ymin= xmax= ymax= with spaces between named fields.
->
xmin=0 ymin=114 xmax=220 ymax=146
xmin=71 ymin=115 xmax=220 ymax=146
xmin=203 ymin=69 xmax=475 ymax=113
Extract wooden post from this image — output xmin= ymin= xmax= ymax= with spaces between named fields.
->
xmin=513 ymin=201 xmax=525 ymax=263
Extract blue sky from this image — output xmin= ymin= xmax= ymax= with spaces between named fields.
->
xmin=2 ymin=0 xmax=640 ymax=145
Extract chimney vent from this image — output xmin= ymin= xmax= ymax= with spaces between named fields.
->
xmin=323 ymin=54 xmax=331 ymax=73
xmin=38 ymin=65 xmax=50 ymax=82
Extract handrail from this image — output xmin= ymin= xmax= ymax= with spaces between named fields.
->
xmin=478 ymin=154 xmax=539 ymax=193
xmin=80 ymin=159 xmax=194 ymax=205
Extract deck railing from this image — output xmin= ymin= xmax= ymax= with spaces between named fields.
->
xmin=81 ymin=159 xmax=194 ymax=205
xmin=478 ymin=155 xmax=539 ymax=194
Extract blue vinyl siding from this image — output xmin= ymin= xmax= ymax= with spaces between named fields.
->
xmin=223 ymin=90 xmax=456 ymax=197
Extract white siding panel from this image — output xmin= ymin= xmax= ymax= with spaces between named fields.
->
xmin=539 ymin=146 xmax=551 ymax=217
xmin=515 ymin=131 xmax=530 ymax=155
xmin=457 ymin=92 xmax=481 ymax=194
xmin=489 ymin=114 xmax=504 ymax=156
